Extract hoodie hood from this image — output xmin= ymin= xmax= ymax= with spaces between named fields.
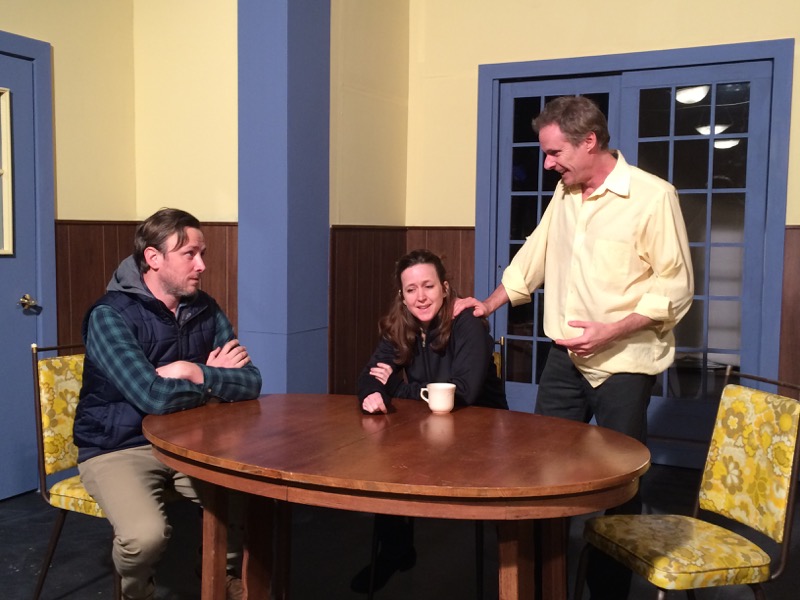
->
xmin=106 ymin=255 xmax=153 ymax=299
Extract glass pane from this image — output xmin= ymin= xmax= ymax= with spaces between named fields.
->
xmin=675 ymin=84 xmax=711 ymax=136
xmin=0 ymin=89 xmax=9 ymax=254
xmin=678 ymin=193 xmax=707 ymax=243
xmin=666 ymin=353 xmax=731 ymax=401
xmin=673 ymin=139 xmax=709 ymax=189
xmin=513 ymin=97 xmax=542 ymax=143
xmin=709 ymin=246 xmax=743 ymax=296
xmin=639 ymin=88 xmax=672 ymax=138
xmin=712 ymin=139 xmax=747 ymax=189
xmin=507 ymin=339 xmax=533 ymax=383
xmin=542 ymin=166 xmax=560 ymax=192
xmin=582 ymin=93 xmax=609 ymax=119
xmin=710 ymin=193 xmax=745 ymax=243
xmin=510 ymin=197 xmax=538 ymax=240
xmin=707 ymin=358 xmax=733 ymax=400
xmin=715 ymin=82 xmax=750 ymax=134
xmin=509 ymin=243 xmax=523 ymax=263
xmin=674 ymin=299 xmax=705 ymax=348
xmin=667 ymin=353 xmax=706 ymax=399
xmin=708 ymin=299 xmax=741 ymax=350
xmin=637 ymin=141 xmax=669 ymax=181
xmin=507 ymin=303 xmax=533 ymax=337
xmin=512 ymin=147 xmax=539 ymax=191
xmin=690 ymin=246 xmax=707 ymax=295
xmin=541 ymin=194 xmax=552 ymax=216
xmin=709 ymin=351 xmax=739 ymax=369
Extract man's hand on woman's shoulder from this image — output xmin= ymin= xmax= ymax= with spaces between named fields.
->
xmin=453 ymin=297 xmax=490 ymax=318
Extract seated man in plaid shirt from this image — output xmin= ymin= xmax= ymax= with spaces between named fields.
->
xmin=74 ymin=208 xmax=262 ymax=600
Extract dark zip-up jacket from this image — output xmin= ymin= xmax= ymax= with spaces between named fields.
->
xmin=74 ymin=256 xmax=262 ymax=462
xmin=357 ymin=312 xmax=507 ymax=410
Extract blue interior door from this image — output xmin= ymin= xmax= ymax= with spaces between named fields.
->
xmin=0 ymin=33 xmax=56 ymax=499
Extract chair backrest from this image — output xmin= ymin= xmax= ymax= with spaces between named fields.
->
xmin=698 ymin=369 xmax=800 ymax=562
xmin=31 ymin=343 xmax=85 ymax=502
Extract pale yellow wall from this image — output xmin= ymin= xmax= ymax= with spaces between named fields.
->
xmin=0 ymin=0 xmax=137 ymax=220
xmin=0 ymin=0 xmax=237 ymax=222
xmin=4 ymin=2 xmax=798 ymax=226
xmin=402 ymin=0 xmax=800 ymax=225
xmin=330 ymin=0 xmax=409 ymax=226
xmin=133 ymin=0 xmax=238 ymax=221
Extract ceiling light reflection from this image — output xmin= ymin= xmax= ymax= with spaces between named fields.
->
xmin=696 ymin=124 xmax=731 ymax=135
xmin=676 ymin=85 xmax=710 ymax=104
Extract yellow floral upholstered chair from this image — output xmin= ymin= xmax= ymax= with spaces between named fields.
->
xmin=573 ymin=368 xmax=800 ymax=600
xmin=31 ymin=343 xmax=121 ymax=600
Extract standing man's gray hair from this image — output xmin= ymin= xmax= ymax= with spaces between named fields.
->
xmin=533 ymin=96 xmax=611 ymax=150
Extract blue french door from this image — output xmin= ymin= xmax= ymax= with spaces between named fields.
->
xmin=495 ymin=77 xmax=618 ymax=414
xmin=492 ymin=61 xmax=774 ymax=466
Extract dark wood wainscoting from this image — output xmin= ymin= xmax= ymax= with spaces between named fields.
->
xmin=55 ymin=221 xmax=238 ymax=345
xmin=328 ymin=226 xmax=475 ymax=395
xmin=54 ymin=221 xmax=800 ymax=394
xmin=780 ymin=226 xmax=800 ymax=386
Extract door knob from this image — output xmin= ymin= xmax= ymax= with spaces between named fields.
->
xmin=18 ymin=294 xmax=38 ymax=309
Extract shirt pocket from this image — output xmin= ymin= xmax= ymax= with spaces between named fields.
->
xmin=591 ymin=239 xmax=633 ymax=283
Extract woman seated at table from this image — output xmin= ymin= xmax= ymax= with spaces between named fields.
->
xmin=352 ymin=248 xmax=507 ymax=593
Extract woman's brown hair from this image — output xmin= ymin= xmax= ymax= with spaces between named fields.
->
xmin=379 ymin=249 xmax=457 ymax=366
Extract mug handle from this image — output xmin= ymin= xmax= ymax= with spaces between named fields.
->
xmin=420 ymin=387 xmax=429 ymax=403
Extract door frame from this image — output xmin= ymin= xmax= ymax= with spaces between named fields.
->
xmin=475 ymin=39 xmax=794 ymax=379
xmin=0 ymin=30 xmax=56 ymax=345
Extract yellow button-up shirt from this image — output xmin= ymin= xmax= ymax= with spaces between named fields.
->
xmin=502 ymin=152 xmax=694 ymax=387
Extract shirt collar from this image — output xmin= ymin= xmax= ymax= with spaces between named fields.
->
xmin=585 ymin=150 xmax=630 ymax=201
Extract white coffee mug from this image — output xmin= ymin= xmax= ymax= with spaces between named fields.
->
xmin=420 ymin=382 xmax=456 ymax=414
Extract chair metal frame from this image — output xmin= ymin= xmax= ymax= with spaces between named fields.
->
xmin=573 ymin=366 xmax=800 ymax=600
xmin=30 ymin=343 xmax=121 ymax=600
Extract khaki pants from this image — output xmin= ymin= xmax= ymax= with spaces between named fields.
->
xmin=79 ymin=445 xmax=203 ymax=600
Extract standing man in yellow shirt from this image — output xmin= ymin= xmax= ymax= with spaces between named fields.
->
xmin=455 ymin=95 xmax=694 ymax=599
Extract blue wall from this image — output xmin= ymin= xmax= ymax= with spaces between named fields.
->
xmin=238 ymin=0 xmax=330 ymax=393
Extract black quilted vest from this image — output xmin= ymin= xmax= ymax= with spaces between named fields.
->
xmin=74 ymin=290 xmax=217 ymax=461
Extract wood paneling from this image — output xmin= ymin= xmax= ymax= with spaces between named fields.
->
xmin=406 ymin=227 xmax=475 ymax=297
xmin=57 ymin=221 xmax=800 ymax=394
xmin=780 ymin=226 xmax=800 ymax=385
xmin=56 ymin=221 xmax=137 ymax=345
xmin=196 ymin=224 xmax=238 ymax=329
xmin=55 ymin=221 xmax=238 ymax=345
xmin=329 ymin=227 xmax=407 ymax=396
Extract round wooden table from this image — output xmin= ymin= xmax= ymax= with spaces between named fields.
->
xmin=143 ymin=394 xmax=650 ymax=599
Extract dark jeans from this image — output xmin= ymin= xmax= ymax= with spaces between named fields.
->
xmin=536 ymin=345 xmax=655 ymax=600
